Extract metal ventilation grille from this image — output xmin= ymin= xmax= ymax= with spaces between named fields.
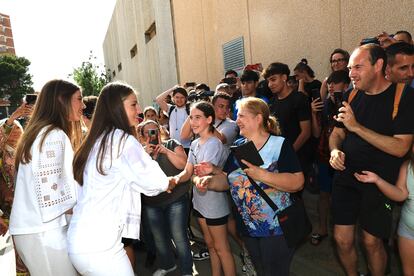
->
xmin=222 ymin=37 xmax=245 ymax=71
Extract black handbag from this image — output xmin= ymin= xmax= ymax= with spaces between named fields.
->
xmin=246 ymin=175 xmax=312 ymax=248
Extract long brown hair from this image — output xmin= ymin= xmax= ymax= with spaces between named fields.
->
xmin=15 ymin=79 xmax=80 ymax=168
xmin=73 ymin=82 xmax=136 ymax=185
xmin=237 ymin=97 xmax=281 ymax=135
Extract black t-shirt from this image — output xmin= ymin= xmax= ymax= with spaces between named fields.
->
xmin=269 ymin=90 xmax=311 ymax=147
xmin=304 ymin=79 xmax=322 ymax=99
xmin=339 ymin=83 xmax=414 ymax=183
xmin=142 ymin=139 xmax=190 ymax=206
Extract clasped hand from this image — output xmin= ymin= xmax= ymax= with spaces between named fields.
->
xmin=335 ymin=101 xmax=359 ymax=132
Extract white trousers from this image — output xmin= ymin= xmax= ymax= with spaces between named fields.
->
xmin=13 ymin=226 xmax=78 ymax=276
xmin=0 ymin=230 xmax=16 ymax=276
xmin=69 ymin=239 xmax=134 ymax=276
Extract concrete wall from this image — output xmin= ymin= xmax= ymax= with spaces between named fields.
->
xmin=171 ymin=0 xmax=414 ymax=88
xmin=104 ymin=0 xmax=414 ymax=106
xmin=103 ymin=0 xmax=177 ymax=107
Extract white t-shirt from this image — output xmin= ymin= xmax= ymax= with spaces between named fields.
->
xmin=67 ymin=129 xmax=168 ymax=254
xmin=167 ymin=104 xmax=191 ymax=148
xmin=10 ymin=128 xmax=78 ymax=235
xmin=215 ymin=118 xmax=238 ymax=147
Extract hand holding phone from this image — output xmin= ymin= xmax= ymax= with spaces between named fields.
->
xmin=148 ymin=129 xmax=159 ymax=145
xmin=25 ymin=94 xmax=38 ymax=105
xmin=333 ymin=91 xmax=344 ymax=115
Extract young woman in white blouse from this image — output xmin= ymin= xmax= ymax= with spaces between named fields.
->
xmin=67 ymin=82 xmax=171 ymax=276
xmin=9 ymin=79 xmax=85 ymax=276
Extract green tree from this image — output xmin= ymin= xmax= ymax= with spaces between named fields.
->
xmin=70 ymin=51 xmax=111 ymax=96
xmin=0 ymin=55 xmax=34 ymax=105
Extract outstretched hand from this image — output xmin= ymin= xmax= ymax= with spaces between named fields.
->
xmin=167 ymin=176 xmax=179 ymax=193
xmin=354 ymin=171 xmax=379 ymax=184
xmin=194 ymin=162 xmax=214 ymax=177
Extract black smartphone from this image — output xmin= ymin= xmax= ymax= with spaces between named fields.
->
xmin=360 ymin=37 xmax=380 ymax=45
xmin=311 ymin=88 xmax=321 ymax=101
xmin=25 ymin=94 xmax=38 ymax=105
xmin=148 ymin=129 xmax=159 ymax=145
xmin=222 ymin=77 xmax=237 ymax=85
xmin=333 ymin=91 xmax=343 ymax=114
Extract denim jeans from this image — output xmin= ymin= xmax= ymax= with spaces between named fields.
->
xmin=143 ymin=194 xmax=193 ymax=275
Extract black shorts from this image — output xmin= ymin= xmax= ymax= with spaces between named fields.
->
xmin=331 ymin=171 xmax=393 ymax=238
xmin=121 ymin=237 xmax=135 ymax=247
xmin=193 ymin=209 xmax=228 ymax=226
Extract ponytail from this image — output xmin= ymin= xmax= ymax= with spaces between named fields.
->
xmin=265 ymin=116 xmax=281 ymax=136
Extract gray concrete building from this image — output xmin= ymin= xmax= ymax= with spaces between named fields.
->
xmin=103 ymin=0 xmax=414 ymax=107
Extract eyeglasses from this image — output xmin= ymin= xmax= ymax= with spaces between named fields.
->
xmin=331 ymin=58 xmax=346 ymax=64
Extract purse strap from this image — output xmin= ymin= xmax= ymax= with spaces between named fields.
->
xmin=246 ymin=175 xmax=279 ymax=212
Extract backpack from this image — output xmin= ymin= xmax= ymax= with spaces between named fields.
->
xmin=348 ymin=83 xmax=407 ymax=120
xmin=168 ymin=103 xmax=190 ymax=118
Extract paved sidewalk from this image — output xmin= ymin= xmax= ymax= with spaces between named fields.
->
xmin=133 ymin=190 xmax=402 ymax=275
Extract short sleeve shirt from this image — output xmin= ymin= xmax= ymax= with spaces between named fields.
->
xmin=215 ymin=118 xmax=239 ymax=147
xmin=226 ymin=136 xmax=302 ymax=237
xmin=188 ymin=136 xmax=230 ymax=218
xmin=269 ymin=90 xmax=311 ymax=145
xmin=339 ymin=83 xmax=414 ymax=183
xmin=167 ymin=104 xmax=191 ymax=148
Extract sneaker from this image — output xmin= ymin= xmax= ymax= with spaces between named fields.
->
xmin=153 ymin=265 xmax=177 ymax=276
xmin=192 ymin=247 xmax=210 ymax=261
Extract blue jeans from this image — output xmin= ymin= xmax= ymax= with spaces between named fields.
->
xmin=143 ymin=194 xmax=193 ymax=275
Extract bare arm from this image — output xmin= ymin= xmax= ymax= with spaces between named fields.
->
xmin=320 ymin=78 xmax=328 ymax=101
xmin=329 ymin=126 xmax=346 ymax=151
xmin=354 ymin=161 xmax=409 ymax=202
xmin=155 ymin=86 xmax=176 ymax=112
xmin=174 ymin=162 xmax=194 ymax=183
xmin=241 ymin=160 xmax=304 ymax=192
xmin=329 ymin=127 xmax=347 ymax=171
xmin=213 ymin=128 xmax=227 ymax=144
xmin=353 ymin=127 xmax=412 ymax=158
xmin=338 ymin=101 xmax=413 ymax=157
xmin=193 ymin=173 xmax=230 ymax=192
xmin=155 ymin=143 xmax=187 ymax=170
xmin=180 ymin=116 xmax=193 ymax=140
xmin=310 ymin=98 xmax=323 ymax=138
xmin=293 ymin=120 xmax=311 ymax=151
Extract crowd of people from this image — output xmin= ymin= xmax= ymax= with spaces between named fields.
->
xmin=0 ymin=31 xmax=413 ymax=276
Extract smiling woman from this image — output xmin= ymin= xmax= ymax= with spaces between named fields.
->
xmin=9 ymin=79 xmax=83 ymax=276
xmin=68 ymin=82 xmax=169 ymax=276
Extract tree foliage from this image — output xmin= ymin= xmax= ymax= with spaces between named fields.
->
xmin=71 ymin=51 xmax=111 ymax=96
xmin=0 ymin=55 xmax=34 ymax=105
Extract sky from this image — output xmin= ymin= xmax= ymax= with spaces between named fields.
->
xmin=0 ymin=0 xmax=117 ymax=91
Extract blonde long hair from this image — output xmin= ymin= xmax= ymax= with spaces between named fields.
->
xmin=237 ymin=97 xmax=281 ymax=135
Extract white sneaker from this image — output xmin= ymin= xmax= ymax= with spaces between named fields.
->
xmin=152 ymin=265 xmax=177 ymax=276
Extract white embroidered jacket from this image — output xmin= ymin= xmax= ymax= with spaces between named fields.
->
xmin=9 ymin=127 xmax=78 ymax=235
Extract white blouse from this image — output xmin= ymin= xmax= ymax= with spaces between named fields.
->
xmin=67 ymin=129 xmax=168 ymax=254
xmin=10 ymin=127 xmax=78 ymax=235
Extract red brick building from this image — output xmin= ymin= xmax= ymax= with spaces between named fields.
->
xmin=0 ymin=13 xmax=16 ymax=55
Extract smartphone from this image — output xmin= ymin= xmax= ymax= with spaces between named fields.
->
xmin=311 ymin=88 xmax=321 ymax=101
xmin=333 ymin=91 xmax=343 ymax=114
xmin=25 ymin=94 xmax=38 ymax=105
xmin=360 ymin=37 xmax=380 ymax=45
xmin=148 ymin=129 xmax=159 ymax=145
xmin=222 ymin=77 xmax=237 ymax=85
